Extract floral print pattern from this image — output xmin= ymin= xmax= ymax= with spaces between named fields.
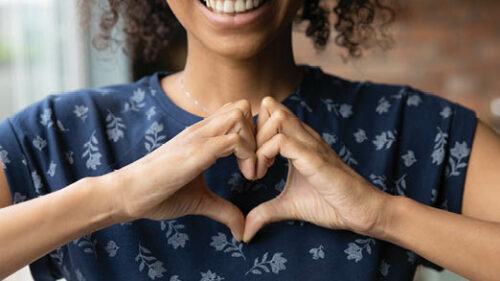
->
xmin=200 ymin=270 xmax=224 ymax=281
xmin=445 ymin=141 xmax=470 ymax=177
xmin=161 ymin=220 xmax=190 ymax=249
xmin=82 ymin=131 xmax=102 ymax=170
xmin=210 ymin=232 xmax=246 ymax=260
xmin=373 ymin=130 xmax=397 ymax=150
xmin=353 ymin=129 xmax=368 ymax=143
xmin=309 ymin=245 xmax=325 ymax=260
xmin=245 ymin=252 xmax=287 ymax=275
xmin=321 ymin=98 xmax=353 ymax=118
xmin=401 ymin=150 xmax=417 ymax=167
xmin=145 ymin=121 xmax=166 ymax=153
xmin=344 ymin=238 xmax=376 ymax=263
xmin=0 ymin=145 xmax=10 ymax=168
xmin=431 ymin=127 xmax=448 ymax=165
xmin=105 ymin=240 xmax=119 ymax=257
xmin=40 ymin=108 xmax=54 ymax=128
xmin=0 ymin=65 xmax=478 ymax=280
xmin=73 ymin=105 xmax=89 ymax=122
xmin=135 ymin=243 xmax=167 ymax=280
xmin=106 ymin=110 xmax=126 ymax=143
xmin=124 ymin=88 xmax=146 ymax=112
xmin=32 ymin=135 xmax=47 ymax=151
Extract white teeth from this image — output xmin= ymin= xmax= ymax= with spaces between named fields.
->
xmin=204 ymin=0 xmax=265 ymax=14
xmin=245 ymin=0 xmax=253 ymax=10
xmin=223 ymin=0 xmax=234 ymax=13
xmin=234 ymin=0 xmax=245 ymax=12
xmin=215 ymin=0 xmax=223 ymax=12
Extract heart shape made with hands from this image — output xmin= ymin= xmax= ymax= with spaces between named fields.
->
xmin=228 ymin=96 xmax=362 ymax=244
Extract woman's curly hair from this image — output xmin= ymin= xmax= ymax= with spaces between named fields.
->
xmin=86 ymin=0 xmax=395 ymax=62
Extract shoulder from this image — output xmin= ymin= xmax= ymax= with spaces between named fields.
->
xmin=307 ymin=65 xmax=475 ymax=131
xmin=3 ymin=74 xmax=157 ymax=134
xmin=306 ymin=65 xmax=478 ymax=209
xmin=312 ymin=65 xmax=456 ymax=111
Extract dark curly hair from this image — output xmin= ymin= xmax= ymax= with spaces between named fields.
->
xmin=84 ymin=0 xmax=395 ymax=62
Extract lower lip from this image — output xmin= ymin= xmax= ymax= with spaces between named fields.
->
xmin=196 ymin=0 xmax=271 ymax=29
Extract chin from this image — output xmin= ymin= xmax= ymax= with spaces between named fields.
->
xmin=202 ymin=33 xmax=276 ymax=60
xmin=169 ymin=0 xmax=300 ymax=59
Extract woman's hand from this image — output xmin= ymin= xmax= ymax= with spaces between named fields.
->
xmin=243 ymin=96 xmax=392 ymax=242
xmin=107 ymin=100 xmax=258 ymax=241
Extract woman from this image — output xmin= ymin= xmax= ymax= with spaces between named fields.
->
xmin=1 ymin=0 xmax=499 ymax=280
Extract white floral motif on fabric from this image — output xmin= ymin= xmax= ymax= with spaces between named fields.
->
xmin=245 ymin=252 xmax=287 ymax=275
xmin=445 ymin=141 xmax=470 ymax=177
xmin=145 ymin=121 xmax=166 ymax=152
xmin=106 ymin=110 xmax=126 ymax=143
xmin=82 ymin=131 xmax=102 ymax=170
xmin=73 ymin=105 xmax=89 ymax=122
xmin=344 ymin=238 xmax=376 ymax=262
xmin=0 ymin=145 xmax=10 ymax=168
xmin=124 ymin=88 xmax=147 ymax=112
xmin=210 ymin=232 xmax=246 ymax=260
xmin=161 ymin=220 xmax=189 ymax=249
xmin=200 ymin=270 xmax=224 ymax=281
xmin=309 ymin=245 xmax=325 ymax=260
xmin=431 ymin=127 xmax=448 ymax=165
xmin=135 ymin=243 xmax=167 ymax=280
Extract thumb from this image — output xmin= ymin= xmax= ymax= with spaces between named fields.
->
xmin=243 ymin=197 xmax=294 ymax=243
xmin=193 ymin=187 xmax=245 ymax=242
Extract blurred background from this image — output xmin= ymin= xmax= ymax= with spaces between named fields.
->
xmin=1 ymin=0 xmax=499 ymax=280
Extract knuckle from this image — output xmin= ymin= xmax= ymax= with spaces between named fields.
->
xmin=227 ymin=133 xmax=241 ymax=144
xmin=236 ymin=99 xmax=251 ymax=113
xmin=276 ymin=133 xmax=287 ymax=144
xmin=229 ymin=108 xmax=245 ymax=121
xmin=272 ymin=109 xmax=288 ymax=121
xmin=250 ymin=208 xmax=267 ymax=226
xmin=256 ymin=149 xmax=267 ymax=161
xmin=262 ymin=96 xmax=275 ymax=107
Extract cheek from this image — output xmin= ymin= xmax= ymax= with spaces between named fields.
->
xmin=166 ymin=0 xmax=197 ymax=31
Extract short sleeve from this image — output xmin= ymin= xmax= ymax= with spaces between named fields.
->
xmin=420 ymin=99 xmax=478 ymax=271
xmin=0 ymin=118 xmax=38 ymax=203
xmin=437 ymin=101 xmax=478 ymax=214
xmin=0 ymin=115 xmax=64 ymax=280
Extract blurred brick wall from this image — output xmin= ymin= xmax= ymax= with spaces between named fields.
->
xmin=293 ymin=0 xmax=500 ymax=132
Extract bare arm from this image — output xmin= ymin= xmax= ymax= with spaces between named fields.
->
xmin=0 ymin=99 xmax=257 ymax=279
xmin=241 ymin=97 xmax=500 ymax=280
xmin=377 ymin=119 xmax=500 ymax=280
xmin=0 ymin=172 xmax=118 ymax=279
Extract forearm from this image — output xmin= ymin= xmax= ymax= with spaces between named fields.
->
xmin=0 ymin=176 xmax=120 ymax=279
xmin=376 ymin=195 xmax=500 ymax=280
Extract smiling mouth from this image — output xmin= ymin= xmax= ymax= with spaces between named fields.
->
xmin=200 ymin=0 xmax=268 ymax=14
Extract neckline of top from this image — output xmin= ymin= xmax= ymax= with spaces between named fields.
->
xmin=148 ymin=64 xmax=320 ymax=127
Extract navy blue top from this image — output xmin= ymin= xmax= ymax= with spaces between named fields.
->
xmin=0 ymin=64 xmax=477 ymax=281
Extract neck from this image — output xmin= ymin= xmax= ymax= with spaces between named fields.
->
xmin=177 ymin=25 xmax=302 ymax=116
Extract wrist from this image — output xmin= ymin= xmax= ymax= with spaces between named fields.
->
xmin=94 ymin=170 xmax=133 ymax=225
xmin=367 ymin=194 xmax=409 ymax=241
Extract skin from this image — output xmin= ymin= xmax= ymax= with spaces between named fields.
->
xmin=161 ymin=0 xmax=303 ymax=116
xmin=1 ymin=0 xmax=500 ymax=279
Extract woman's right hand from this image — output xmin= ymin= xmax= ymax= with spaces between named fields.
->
xmin=105 ymin=100 xmax=257 ymax=241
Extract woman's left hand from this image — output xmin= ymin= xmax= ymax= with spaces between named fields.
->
xmin=243 ymin=96 xmax=392 ymax=243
